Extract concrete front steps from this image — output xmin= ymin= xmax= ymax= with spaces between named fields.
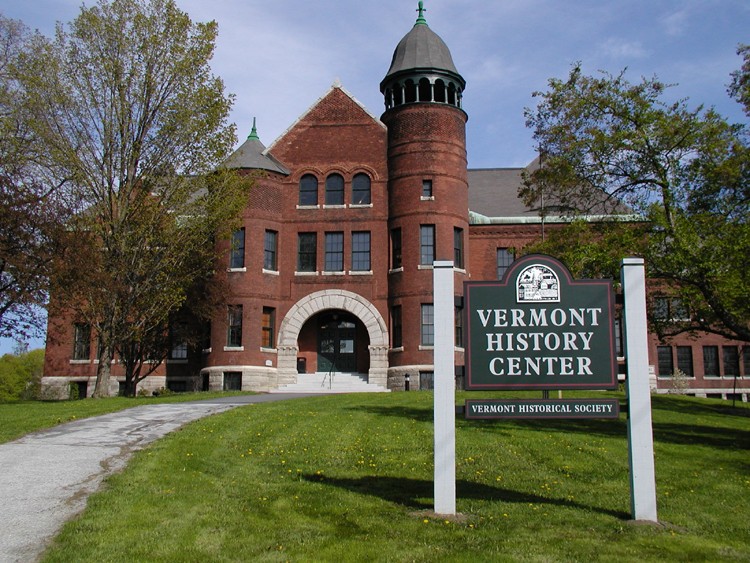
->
xmin=271 ymin=372 xmax=390 ymax=394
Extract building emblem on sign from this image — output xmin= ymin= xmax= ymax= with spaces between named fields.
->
xmin=517 ymin=264 xmax=560 ymax=303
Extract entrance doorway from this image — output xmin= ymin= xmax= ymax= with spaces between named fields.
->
xmin=318 ymin=313 xmax=357 ymax=373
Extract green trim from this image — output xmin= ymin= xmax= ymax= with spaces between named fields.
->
xmin=247 ymin=117 xmax=259 ymax=140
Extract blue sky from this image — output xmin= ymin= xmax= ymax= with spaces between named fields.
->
xmin=1 ymin=0 xmax=748 ymax=354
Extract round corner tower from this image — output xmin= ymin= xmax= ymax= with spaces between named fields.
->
xmin=381 ymin=2 xmax=468 ymax=382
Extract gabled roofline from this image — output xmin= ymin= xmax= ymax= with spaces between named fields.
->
xmin=265 ymin=81 xmax=386 ymax=156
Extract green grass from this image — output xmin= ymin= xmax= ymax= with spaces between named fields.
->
xmin=43 ymin=391 xmax=750 ymax=562
xmin=0 ymin=391 xmax=253 ymax=444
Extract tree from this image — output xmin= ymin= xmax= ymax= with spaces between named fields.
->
xmin=0 ymin=16 xmax=68 ymax=341
xmin=19 ymin=0 xmax=252 ymax=396
xmin=521 ymin=59 xmax=750 ymax=342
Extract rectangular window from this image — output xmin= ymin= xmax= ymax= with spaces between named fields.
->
xmin=227 ymin=305 xmax=243 ymax=348
xmin=325 ymin=232 xmax=344 ymax=271
xmin=420 ymin=225 xmax=435 ymax=266
xmin=455 ymin=304 xmax=463 ymax=347
xmin=703 ymin=346 xmax=720 ymax=376
xmin=297 ymin=232 xmax=317 ymax=272
xmin=261 ymin=307 xmax=275 ymax=349
xmin=73 ymin=323 xmax=91 ymax=360
xmin=653 ymin=297 xmax=689 ymax=321
xmin=723 ymin=346 xmax=740 ymax=376
xmin=170 ymin=322 xmax=188 ymax=360
xmin=614 ymin=316 xmax=624 ymax=357
xmin=497 ymin=248 xmax=514 ymax=280
xmin=657 ymin=346 xmax=673 ymax=376
xmin=421 ymin=303 xmax=434 ymax=346
xmin=230 ymin=228 xmax=245 ymax=269
xmin=391 ymin=228 xmax=402 ymax=270
xmin=264 ymin=230 xmax=278 ymax=271
xmin=351 ymin=231 xmax=371 ymax=271
xmin=676 ymin=346 xmax=693 ymax=377
xmin=422 ymin=179 xmax=433 ymax=198
xmin=391 ymin=305 xmax=403 ymax=348
xmin=453 ymin=227 xmax=464 ymax=269
xmin=743 ymin=347 xmax=750 ymax=376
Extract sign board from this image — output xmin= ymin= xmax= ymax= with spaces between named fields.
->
xmin=464 ymin=255 xmax=617 ymax=390
xmin=465 ymin=398 xmax=620 ymax=420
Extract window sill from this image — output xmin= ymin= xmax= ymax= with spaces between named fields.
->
xmin=390 ymin=346 xmax=404 ymax=353
xmin=420 ymin=196 xmax=435 ymax=201
xmin=227 ymin=267 xmax=247 ymax=273
xmin=389 ymin=267 xmax=404 ymax=274
xmin=295 ymin=271 xmax=319 ymax=276
xmin=418 ymin=264 xmax=434 ymax=270
xmin=322 ymin=204 xmax=346 ymax=209
xmin=348 ymin=270 xmax=372 ymax=276
xmin=296 ymin=204 xmax=320 ymax=210
xmin=224 ymin=346 xmax=244 ymax=352
xmin=262 ymin=268 xmax=280 ymax=276
xmin=69 ymin=359 xmax=91 ymax=364
xmin=419 ymin=345 xmax=435 ymax=351
xmin=350 ymin=203 xmax=373 ymax=208
xmin=454 ymin=267 xmax=467 ymax=275
xmin=260 ymin=347 xmax=277 ymax=354
xmin=321 ymin=271 xmax=346 ymax=276
xmin=202 ymin=348 xmax=212 ymax=354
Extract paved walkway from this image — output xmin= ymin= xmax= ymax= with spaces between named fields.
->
xmin=0 ymin=394 xmax=314 ymax=563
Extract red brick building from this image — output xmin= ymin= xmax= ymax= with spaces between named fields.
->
xmin=42 ymin=5 xmax=749 ymax=400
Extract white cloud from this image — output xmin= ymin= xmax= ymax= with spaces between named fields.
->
xmin=598 ymin=38 xmax=649 ymax=60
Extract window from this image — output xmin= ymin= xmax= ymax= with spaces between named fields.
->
xmin=422 ymin=179 xmax=433 ymax=198
xmin=653 ymin=297 xmax=689 ymax=321
xmin=391 ymin=228 xmax=402 ymax=269
xmin=744 ymin=347 xmax=750 ymax=376
xmin=223 ymin=372 xmax=242 ymax=391
xmin=299 ymin=174 xmax=318 ymax=206
xmin=723 ymin=346 xmax=740 ymax=376
xmin=324 ymin=232 xmax=344 ymax=271
xmin=420 ymin=225 xmax=435 ymax=266
xmin=230 ymin=228 xmax=245 ymax=269
xmin=453 ymin=227 xmax=464 ymax=269
xmin=170 ymin=322 xmax=188 ymax=360
xmin=264 ymin=230 xmax=278 ymax=271
xmin=676 ymin=346 xmax=693 ymax=377
xmin=497 ymin=248 xmax=514 ymax=280
xmin=297 ymin=232 xmax=317 ymax=272
xmin=227 ymin=305 xmax=243 ymax=348
xmin=391 ymin=305 xmax=403 ymax=348
xmin=455 ymin=303 xmax=463 ymax=347
xmin=421 ymin=304 xmax=434 ymax=346
xmin=352 ymin=173 xmax=371 ymax=205
xmin=703 ymin=346 xmax=720 ymax=376
xmin=261 ymin=307 xmax=275 ymax=349
xmin=73 ymin=323 xmax=91 ymax=360
xmin=657 ymin=346 xmax=674 ymax=376
xmin=325 ymin=173 xmax=344 ymax=205
xmin=351 ymin=232 xmax=371 ymax=271
xmin=614 ymin=316 xmax=624 ymax=357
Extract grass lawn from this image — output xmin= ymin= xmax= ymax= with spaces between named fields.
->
xmin=0 ymin=391 xmax=253 ymax=445
xmin=42 ymin=391 xmax=749 ymax=562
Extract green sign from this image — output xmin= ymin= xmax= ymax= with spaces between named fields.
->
xmin=465 ymin=255 xmax=617 ymax=390
xmin=465 ymin=398 xmax=620 ymax=419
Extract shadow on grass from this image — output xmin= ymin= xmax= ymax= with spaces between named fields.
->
xmin=350 ymin=404 xmax=750 ymax=451
xmin=302 ymin=474 xmax=630 ymax=520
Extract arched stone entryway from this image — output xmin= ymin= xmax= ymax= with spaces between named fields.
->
xmin=276 ymin=290 xmax=389 ymax=388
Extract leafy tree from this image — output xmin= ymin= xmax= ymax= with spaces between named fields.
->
xmin=521 ymin=59 xmax=749 ymax=342
xmin=19 ymin=0 xmax=252 ymax=396
xmin=0 ymin=348 xmax=44 ymax=401
xmin=0 ymin=16 xmax=68 ymax=341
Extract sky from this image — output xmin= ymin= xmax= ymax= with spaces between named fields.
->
xmin=1 ymin=0 xmax=748 ymax=354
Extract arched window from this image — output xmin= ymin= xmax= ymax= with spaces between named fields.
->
xmin=352 ymin=173 xmax=371 ymax=205
xmin=405 ymin=79 xmax=417 ymax=103
xmin=299 ymin=174 xmax=318 ymax=206
xmin=434 ymin=79 xmax=446 ymax=103
xmin=418 ymin=78 xmax=432 ymax=102
xmin=325 ymin=173 xmax=344 ymax=205
xmin=447 ymin=83 xmax=457 ymax=106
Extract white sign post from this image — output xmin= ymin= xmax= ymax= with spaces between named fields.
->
xmin=433 ymin=261 xmax=456 ymax=515
xmin=621 ymin=258 xmax=658 ymax=522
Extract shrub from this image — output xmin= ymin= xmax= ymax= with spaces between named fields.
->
xmin=0 ymin=349 xmax=45 ymax=401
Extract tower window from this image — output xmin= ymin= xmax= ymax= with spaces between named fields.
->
xmin=230 ymin=228 xmax=245 ymax=269
xmin=264 ymin=230 xmax=278 ymax=271
xmin=453 ymin=227 xmax=464 ymax=269
xmin=421 ymin=304 xmax=434 ymax=346
xmin=391 ymin=228 xmax=402 ymax=270
xmin=422 ymin=179 xmax=433 ymax=198
xmin=420 ymin=225 xmax=435 ymax=266
xmin=227 ymin=305 xmax=243 ymax=348
xmin=73 ymin=323 xmax=91 ymax=360
xmin=299 ymin=174 xmax=318 ymax=206
xmin=261 ymin=307 xmax=275 ymax=349
xmin=391 ymin=305 xmax=403 ymax=348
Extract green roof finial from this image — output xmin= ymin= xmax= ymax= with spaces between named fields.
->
xmin=415 ymin=1 xmax=428 ymax=26
xmin=248 ymin=117 xmax=259 ymax=140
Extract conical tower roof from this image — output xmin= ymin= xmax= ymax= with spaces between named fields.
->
xmin=380 ymin=1 xmax=465 ymax=92
xmin=223 ymin=119 xmax=289 ymax=174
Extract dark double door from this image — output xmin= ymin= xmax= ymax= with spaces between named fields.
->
xmin=318 ymin=313 xmax=357 ymax=373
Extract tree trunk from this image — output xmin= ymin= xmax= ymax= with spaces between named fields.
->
xmin=93 ymin=343 xmax=113 ymax=397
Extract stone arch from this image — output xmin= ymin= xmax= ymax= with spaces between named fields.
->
xmin=276 ymin=290 xmax=389 ymax=387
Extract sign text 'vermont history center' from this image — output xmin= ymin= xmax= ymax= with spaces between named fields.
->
xmin=464 ymin=254 xmax=618 ymax=391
